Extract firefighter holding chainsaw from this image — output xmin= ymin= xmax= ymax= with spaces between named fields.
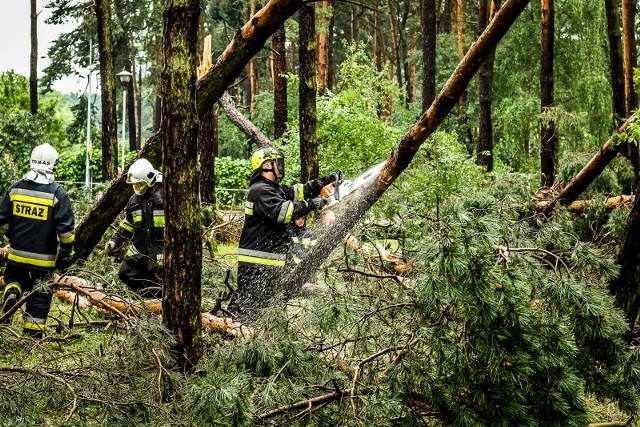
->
xmin=228 ymin=147 xmax=339 ymax=321
xmin=105 ymin=159 xmax=164 ymax=297
xmin=0 ymin=143 xmax=75 ymax=337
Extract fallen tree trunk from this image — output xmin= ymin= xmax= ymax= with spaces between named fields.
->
xmin=219 ymin=92 xmax=272 ymax=147
xmin=532 ymin=114 xmax=636 ymax=214
xmin=278 ymin=0 xmax=532 ymax=296
xmin=70 ymin=0 xmax=306 ymax=265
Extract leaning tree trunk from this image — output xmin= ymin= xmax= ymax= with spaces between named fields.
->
xmin=95 ymin=0 xmax=119 ymax=181
xmin=422 ymin=0 xmax=437 ymax=111
xmin=623 ymin=0 xmax=639 ymax=179
xmin=540 ymin=0 xmax=557 ymax=188
xmin=278 ymin=0 xmax=533 ymax=297
xmin=299 ymin=4 xmax=319 ymax=181
xmin=70 ymin=0 xmax=310 ymax=266
xmin=30 ymin=0 xmax=38 ymax=115
xmin=606 ymin=0 xmax=626 ymax=125
xmin=161 ymin=0 xmax=202 ymax=372
xmin=272 ymin=25 xmax=288 ymax=139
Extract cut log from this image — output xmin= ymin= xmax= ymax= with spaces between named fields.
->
xmin=51 ymin=275 xmax=249 ymax=337
xmin=568 ymin=195 xmax=634 ymax=213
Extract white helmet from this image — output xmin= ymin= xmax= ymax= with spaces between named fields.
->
xmin=127 ymin=158 xmax=161 ymax=187
xmin=30 ymin=143 xmax=58 ymax=172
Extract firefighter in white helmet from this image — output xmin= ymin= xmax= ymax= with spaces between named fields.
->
xmin=0 ymin=143 xmax=75 ymax=337
xmin=105 ymin=158 xmax=164 ymax=297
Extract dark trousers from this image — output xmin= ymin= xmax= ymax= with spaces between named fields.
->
xmin=3 ymin=264 xmax=53 ymax=334
xmin=228 ymin=263 xmax=283 ymax=322
xmin=118 ymin=255 xmax=162 ymax=297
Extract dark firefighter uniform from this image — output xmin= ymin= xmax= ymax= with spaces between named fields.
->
xmin=0 ymin=179 xmax=75 ymax=335
xmin=108 ymin=184 xmax=164 ymax=295
xmin=228 ymin=175 xmax=328 ymax=321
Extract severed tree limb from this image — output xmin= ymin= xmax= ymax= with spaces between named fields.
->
xmin=257 ymin=388 xmax=353 ymax=421
xmin=70 ymin=0 xmax=308 ymax=266
xmin=277 ymin=0 xmax=532 ymax=297
xmin=532 ymin=114 xmax=637 ymax=214
xmin=219 ymin=92 xmax=272 ymax=147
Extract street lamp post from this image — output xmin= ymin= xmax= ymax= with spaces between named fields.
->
xmin=116 ymin=69 xmax=133 ymax=173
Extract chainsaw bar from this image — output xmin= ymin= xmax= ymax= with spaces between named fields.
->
xmin=323 ymin=160 xmax=387 ymax=209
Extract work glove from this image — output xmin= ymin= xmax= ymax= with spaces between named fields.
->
xmin=321 ymin=172 xmax=341 ymax=186
xmin=56 ymin=248 xmax=75 ymax=270
xmin=105 ymin=240 xmax=117 ymax=256
xmin=308 ymin=197 xmax=330 ymax=212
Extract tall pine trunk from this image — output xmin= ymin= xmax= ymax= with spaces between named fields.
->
xmin=387 ymin=0 xmax=404 ymax=89
xmin=30 ymin=0 xmax=38 ymax=115
xmin=198 ymin=108 xmax=217 ymax=204
xmin=422 ymin=0 xmax=437 ymax=111
xmin=127 ymin=63 xmax=138 ymax=151
xmin=95 ymin=0 xmax=118 ymax=181
xmin=540 ymin=0 xmax=557 ymax=188
xmin=317 ymin=0 xmax=331 ymax=95
xmin=161 ymin=0 xmax=202 ymax=372
xmin=299 ymin=4 xmax=319 ymax=181
xmin=623 ymin=0 xmax=639 ymax=179
xmin=272 ymin=25 xmax=288 ymax=140
xmin=476 ymin=0 xmax=499 ymax=171
xmin=442 ymin=0 xmax=453 ymax=32
xmin=605 ymin=0 xmax=626 ymax=125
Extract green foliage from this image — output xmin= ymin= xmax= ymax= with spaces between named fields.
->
xmin=214 ymin=156 xmax=251 ymax=208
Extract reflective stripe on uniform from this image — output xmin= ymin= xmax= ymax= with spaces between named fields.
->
xmin=0 ymin=222 xmax=8 ymax=234
xmin=126 ymin=244 xmax=141 ymax=257
xmin=9 ymin=188 xmax=56 ymax=206
xmin=120 ymin=220 xmax=134 ymax=233
xmin=24 ymin=314 xmax=46 ymax=331
xmin=238 ymin=248 xmax=286 ymax=267
xmin=245 ymin=201 xmax=254 ymax=216
xmin=277 ymin=201 xmax=294 ymax=224
xmin=293 ymin=184 xmax=305 ymax=202
xmin=8 ymin=248 xmax=56 ymax=268
xmin=4 ymin=283 xmax=22 ymax=297
xmin=153 ymin=210 xmax=165 ymax=227
xmin=132 ymin=209 xmax=143 ymax=223
xmin=58 ymin=230 xmax=75 ymax=244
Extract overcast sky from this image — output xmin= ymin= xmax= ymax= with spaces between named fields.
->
xmin=0 ymin=0 xmax=86 ymax=94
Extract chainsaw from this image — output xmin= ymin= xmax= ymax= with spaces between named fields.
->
xmin=320 ymin=160 xmax=387 ymax=209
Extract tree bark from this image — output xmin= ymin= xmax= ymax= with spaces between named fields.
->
xmin=126 ymin=63 xmax=138 ymax=151
xmin=374 ymin=0 xmax=385 ymax=74
xmin=387 ymin=0 xmax=404 ymax=89
xmin=246 ymin=0 xmax=258 ymax=115
xmin=198 ymin=108 xmax=217 ymax=204
xmin=400 ymin=0 xmax=413 ymax=103
xmin=476 ymin=0 xmax=500 ymax=171
xmin=95 ymin=0 xmax=119 ymax=181
xmin=278 ymin=0 xmax=532 ymax=297
xmin=72 ymin=0 xmax=309 ymax=266
xmin=442 ymin=0 xmax=453 ymax=33
xmin=622 ymin=0 xmax=639 ymax=177
xmin=605 ymin=0 xmax=626 ymax=125
xmin=317 ymin=0 xmax=331 ymax=95
xmin=540 ymin=0 xmax=557 ymax=188
xmin=299 ymin=4 xmax=319 ymax=181
xmin=272 ymin=25 xmax=288 ymax=139
xmin=422 ymin=0 xmax=437 ymax=111
xmin=161 ymin=0 xmax=202 ymax=371
xmin=30 ymin=0 xmax=38 ymax=115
